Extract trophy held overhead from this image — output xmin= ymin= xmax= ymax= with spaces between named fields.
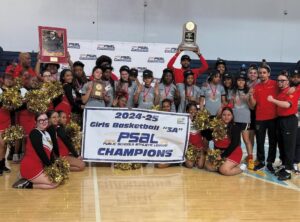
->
xmin=178 ymin=21 xmax=199 ymax=52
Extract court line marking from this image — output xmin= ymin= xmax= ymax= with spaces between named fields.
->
xmin=93 ymin=167 xmax=101 ymax=222
xmin=243 ymin=171 xmax=300 ymax=192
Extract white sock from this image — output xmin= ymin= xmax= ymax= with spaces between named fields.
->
xmin=240 ymin=163 xmax=247 ymax=171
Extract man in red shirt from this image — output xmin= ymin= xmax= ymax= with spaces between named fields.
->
xmin=5 ymin=52 xmax=37 ymax=78
xmin=249 ymin=63 xmax=278 ymax=172
xmin=167 ymin=49 xmax=208 ymax=84
xmin=267 ymin=72 xmax=298 ymax=180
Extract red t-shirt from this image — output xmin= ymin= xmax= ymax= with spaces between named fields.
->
xmin=276 ymin=87 xmax=298 ymax=116
xmin=167 ymin=52 xmax=208 ymax=84
xmin=253 ymin=79 xmax=278 ymax=120
xmin=7 ymin=64 xmax=36 ymax=78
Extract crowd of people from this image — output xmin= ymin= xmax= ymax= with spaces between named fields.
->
xmin=0 ymin=48 xmax=300 ymax=189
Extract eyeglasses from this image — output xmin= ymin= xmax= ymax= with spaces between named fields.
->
xmin=277 ymin=79 xmax=288 ymax=83
xmin=38 ymin=118 xmax=48 ymax=123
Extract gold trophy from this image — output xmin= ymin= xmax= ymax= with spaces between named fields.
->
xmin=178 ymin=21 xmax=199 ymax=51
xmin=90 ymin=81 xmax=104 ymax=99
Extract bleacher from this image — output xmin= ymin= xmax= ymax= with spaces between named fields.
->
xmin=0 ymin=49 xmax=296 ymax=85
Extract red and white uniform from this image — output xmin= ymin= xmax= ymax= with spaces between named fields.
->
xmin=189 ymin=122 xmax=204 ymax=150
xmin=214 ymin=137 xmax=242 ymax=164
xmin=20 ymin=129 xmax=53 ymax=180
xmin=55 ymin=95 xmax=72 ymax=123
xmin=0 ymin=88 xmax=11 ymax=132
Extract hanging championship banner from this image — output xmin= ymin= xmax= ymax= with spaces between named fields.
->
xmin=82 ymin=107 xmax=190 ymax=163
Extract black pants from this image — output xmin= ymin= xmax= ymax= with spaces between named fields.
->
xmin=277 ymin=115 xmax=298 ymax=170
xmin=294 ymin=127 xmax=300 ymax=164
xmin=255 ymin=118 xmax=277 ymax=164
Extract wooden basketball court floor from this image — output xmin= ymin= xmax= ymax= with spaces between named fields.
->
xmin=0 ymin=161 xmax=300 ymax=222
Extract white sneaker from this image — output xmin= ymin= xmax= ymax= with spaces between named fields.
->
xmin=240 ymin=163 xmax=247 ymax=171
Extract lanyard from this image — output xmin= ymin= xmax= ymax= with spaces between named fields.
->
xmin=143 ymin=86 xmax=152 ymax=101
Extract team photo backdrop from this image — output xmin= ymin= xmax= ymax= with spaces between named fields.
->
xmin=82 ymin=107 xmax=190 ymax=163
xmin=66 ymin=39 xmax=188 ymax=79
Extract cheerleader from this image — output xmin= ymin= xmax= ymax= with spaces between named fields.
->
xmin=81 ymin=66 xmax=110 ymax=107
xmin=58 ymin=110 xmax=68 ymax=126
xmin=15 ymin=113 xmax=59 ymax=189
xmin=134 ymin=69 xmax=160 ymax=109
xmin=185 ymin=102 xmax=205 ymax=168
xmin=205 ymin=107 xmax=246 ymax=176
xmin=114 ymin=65 xmax=137 ymax=108
xmin=159 ymin=68 xmax=178 ymax=112
xmin=17 ymin=75 xmax=41 ymax=140
xmin=232 ymin=72 xmax=254 ymax=169
xmin=55 ymin=69 xmax=83 ymax=123
xmin=0 ymin=74 xmax=14 ymax=175
xmin=177 ymin=70 xmax=201 ymax=113
xmin=47 ymin=110 xmax=85 ymax=172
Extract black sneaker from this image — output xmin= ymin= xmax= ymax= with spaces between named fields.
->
xmin=254 ymin=162 xmax=265 ymax=171
xmin=275 ymin=167 xmax=286 ymax=176
xmin=12 ymin=178 xmax=33 ymax=189
xmin=2 ymin=166 xmax=11 ymax=173
xmin=266 ymin=163 xmax=275 ymax=174
xmin=277 ymin=170 xmax=291 ymax=181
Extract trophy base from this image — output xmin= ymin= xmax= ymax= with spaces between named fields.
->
xmin=178 ymin=43 xmax=199 ymax=52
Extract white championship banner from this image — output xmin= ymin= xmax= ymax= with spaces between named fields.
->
xmin=82 ymin=107 xmax=190 ymax=163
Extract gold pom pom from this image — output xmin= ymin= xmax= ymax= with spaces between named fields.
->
xmin=0 ymin=86 xmax=23 ymax=110
xmin=25 ymin=89 xmax=50 ymax=114
xmin=206 ymin=149 xmax=225 ymax=170
xmin=114 ymin=163 xmax=143 ymax=170
xmin=208 ymin=117 xmax=227 ymax=141
xmin=194 ymin=109 xmax=211 ymax=131
xmin=14 ymin=77 xmax=23 ymax=89
xmin=42 ymin=81 xmax=63 ymax=100
xmin=2 ymin=125 xmax=25 ymax=145
xmin=151 ymin=105 xmax=160 ymax=111
xmin=44 ymin=158 xmax=70 ymax=184
xmin=185 ymin=144 xmax=201 ymax=162
xmin=65 ymin=121 xmax=82 ymax=153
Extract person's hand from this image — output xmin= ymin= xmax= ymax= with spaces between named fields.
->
xmin=77 ymin=156 xmax=83 ymax=160
xmin=67 ymin=51 xmax=71 ymax=62
xmin=248 ymin=88 xmax=254 ymax=97
xmin=267 ymin=95 xmax=274 ymax=102
xmin=37 ymin=52 xmax=41 ymax=63
xmin=154 ymin=80 xmax=159 ymax=96
xmin=112 ymin=97 xmax=118 ymax=107
xmin=193 ymin=48 xmax=201 ymax=55
xmin=80 ymin=105 xmax=85 ymax=109
xmin=177 ymin=48 xmax=183 ymax=54
xmin=187 ymin=96 xmax=196 ymax=102
xmin=287 ymin=86 xmax=296 ymax=95
xmin=135 ymin=79 xmax=143 ymax=93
